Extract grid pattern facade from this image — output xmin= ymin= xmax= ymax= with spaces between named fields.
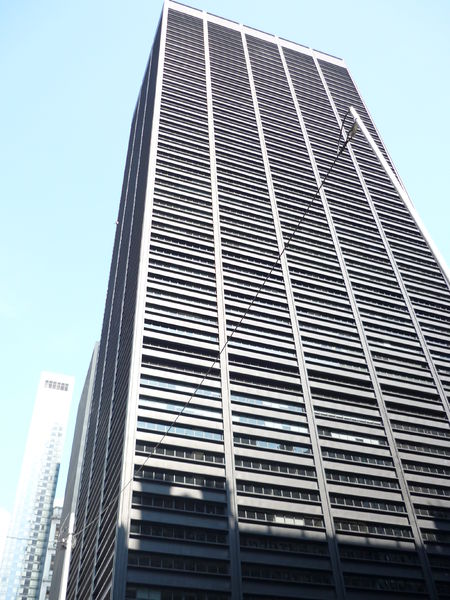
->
xmin=0 ymin=374 xmax=73 ymax=600
xmin=67 ymin=3 xmax=450 ymax=600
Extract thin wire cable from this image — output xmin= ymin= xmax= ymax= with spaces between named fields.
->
xmin=56 ymin=511 xmax=71 ymax=543
xmin=67 ymin=127 xmax=355 ymax=545
xmin=5 ymin=535 xmax=39 ymax=543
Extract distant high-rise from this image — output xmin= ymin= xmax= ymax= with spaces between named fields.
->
xmin=66 ymin=3 xmax=450 ymax=599
xmin=0 ymin=373 xmax=73 ymax=600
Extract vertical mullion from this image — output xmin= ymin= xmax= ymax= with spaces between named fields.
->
xmin=241 ymin=30 xmax=346 ymax=600
xmin=279 ymin=42 xmax=438 ymax=599
xmin=312 ymin=53 xmax=442 ymax=599
xmin=204 ymin=14 xmax=242 ymax=600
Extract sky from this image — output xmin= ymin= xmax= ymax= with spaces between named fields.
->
xmin=0 ymin=0 xmax=449 ymax=542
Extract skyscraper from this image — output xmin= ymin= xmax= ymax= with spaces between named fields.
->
xmin=0 ymin=373 xmax=73 ymax=600
xmin=65 ymin=2 xmax=450 ymax=599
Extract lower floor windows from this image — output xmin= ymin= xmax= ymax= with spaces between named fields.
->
xmin=237 ymin=481 xmax=319 ymax=502
xmin=335 ymin=519 xmax=412 ymax=539
xmin=128 ymin=551 xmax=229 ymax=576
xmin=422 ymin=529 xmax=450 ymax=544
xmin=140 ymin=375 xmax=221 ymax=398
xmin=322 ymin=448 xmax=393 ymax=467
xmin=230 ymin=391 xmax=304 ymax=414
xmin=326 ymin=470 xmax=399 ymax=489
xmin=139 ymin=396 xmax=222 ymax=420
xmin=344 ymin=573 xmax=425 ymax=593
xmin=131 ymin=492 xmax=226 ymax=517
xmin=135 ymin=442 xmax=224 ymax=465
xmin=137 ymin=420 xmax=223 ymax=442
xmin=240 ymin=534 xmax=328 ymax=556
xmin=339 ymin=544 xmax=419 ymax=565
xmin=126 ymin=587 xmax=229 ymax=600
xmin=135 ymin=466 xmax=225 ymax=490
xmin=415 ymin=505 xmax=450 ymax=521
xmin=402 ymin=461 xmax=450 ymax=476
xmin=319 ymin=427 xmax=387 ymax=447
xmin=428 ymin=553 xmax=450 ymax=569
xmin=241 ymin=563 xmax=332 ymax=585
xmin=129 ymin=519 xmax=227 ymax=545
xmin=233 ymin=414 xmax=308 ymax=434
xmin=234 ymin=456 xmax=315 ymax=478
xmin=409 ymin=482 xmax=450 ymax=497
xmin=234 ymin=434 xmax=311 ymax=455
xmin=238 ymin=506 xmax=323 ymax=528
xmin=330 ymin=494 xmax=405 ymax=513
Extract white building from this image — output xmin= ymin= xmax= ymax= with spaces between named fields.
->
xmin=0 ymin=373 xmax=73 ymax=600
xmin=38 ymin=506 xmax=61 ymax=600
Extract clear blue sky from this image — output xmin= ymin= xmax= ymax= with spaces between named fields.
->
xmin=0 ymin=0 xmax=449 ymax=521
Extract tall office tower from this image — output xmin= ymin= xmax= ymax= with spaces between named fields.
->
xmin=0 ymin=373 xmax=73 ymax=600
xmin=66 ymin=3 xmax=450 ymax=599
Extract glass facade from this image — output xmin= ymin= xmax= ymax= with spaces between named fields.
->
xmin=66 ymin=4 xmax=450 ymax=599
xmin=0 ymin=373 xmax=73 ymax=600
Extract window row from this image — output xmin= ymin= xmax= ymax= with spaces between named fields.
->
xmin=129 ymin=519 xmax=227 ymax=546
xmin=135 ymin=442 xmax=224 ymax=466
xmin=137 ymin=420 xmax=223 ymax=442
xmin=241 ymin=562 xmax=331 ymax=585
xmin=330 ymin=494 xmax=405 ymax=514
xmin=238 ymin=507 xmax=323 ymax=528
xmin=237 ymin=481 xmax=319 ymax=502
xmin=234 ymin=456 xmax=315 ymax=479
xmin=326 ymin=470 xmax=398 ymax=489
xmin=128 ymin=551 xmax=228 ymax=576
xmin=335 ymin=519 xmax=411 ymax=539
